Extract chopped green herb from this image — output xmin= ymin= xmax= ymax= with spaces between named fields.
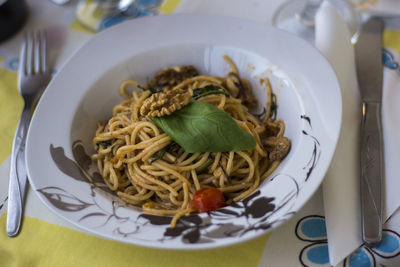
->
xmin=138 ymin=84 xmax=163 ymax=94
xmin=269 ymin=93 xmax=278 ymax=120
xmin=193 ymin=90 xmax=230 ymax=100
xmin=219 ymin=162 xmax=232 ymax=185
xmin=192 ymin=85 xmax=230 ymax=100
xmin=150 ymin=142 xmax=176 ymax=163
xmin=195 ymin=158 xmax=213 ymax=173
xmin=110 ymin=143 xmax=119 ymax=152
xmin=253 ymin=107 xmax=266 ymax=119
xmin=193 ymin=84 xmax=220 ymax=96
xmin=177 ymin=147 xmax=185 ymax=158
xmin=96 ymin=140 xmax=112 ymax=147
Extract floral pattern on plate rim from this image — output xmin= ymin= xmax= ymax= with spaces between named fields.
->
xmin=36 ymin=114 xmax=320 ymax=244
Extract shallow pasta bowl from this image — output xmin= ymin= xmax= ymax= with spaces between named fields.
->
xmin=25 ymin=14 xmax=341 ymax=249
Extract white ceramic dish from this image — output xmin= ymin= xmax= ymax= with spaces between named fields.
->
xmin=26 ymin=14 xmax=341 ymax=249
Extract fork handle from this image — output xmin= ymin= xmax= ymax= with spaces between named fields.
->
xmin=7 ymin=102 xmax=33 ymax=237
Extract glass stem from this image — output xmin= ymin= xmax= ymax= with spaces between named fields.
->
xmin=295 ymin=0 xmax=323 ymax=27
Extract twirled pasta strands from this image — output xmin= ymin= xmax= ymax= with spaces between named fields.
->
xmin=92 ymin=58 xmax=288 ymax=227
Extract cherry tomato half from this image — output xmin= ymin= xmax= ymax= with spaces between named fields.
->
xmin=190 ymin=188 xmax=226 ymax=212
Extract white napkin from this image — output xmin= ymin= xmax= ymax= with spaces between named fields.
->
xmin=316 ymin=1 xmax=400 ymax=265
xmin=381 ymin=17 xmax=400 ymax=222
xmin=315 ymin=1 xmax=362 ymax=265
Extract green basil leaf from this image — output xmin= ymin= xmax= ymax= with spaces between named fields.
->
xmin=151 ymin=101 xmax=256 ymax=153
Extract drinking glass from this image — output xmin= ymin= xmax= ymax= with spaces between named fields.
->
xmin=272 ymin=0 xmax=362 ymax=44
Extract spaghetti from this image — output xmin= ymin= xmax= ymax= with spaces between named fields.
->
xmin=92 ymin=56 xmax=290 ymax=227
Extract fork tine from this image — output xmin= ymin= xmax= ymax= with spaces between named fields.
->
xmin=26 ymin=32 xmax=34 ymax=75
xmin=34 ymin=31 xmax=41 ymax=74
xmin=40 ymin=31 xmax=48 ymax=73
xmin=18 ymin=34 xmax=27 ymax=76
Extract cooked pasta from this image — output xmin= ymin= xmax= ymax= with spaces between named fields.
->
xmin=91 ymin=56 xmax=290 ymax=227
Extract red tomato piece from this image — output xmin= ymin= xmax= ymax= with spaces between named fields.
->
xmin=190 ymin=188 xmax=226 ymax=212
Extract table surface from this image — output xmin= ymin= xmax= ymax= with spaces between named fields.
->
xmin=1 ymin=1 xmax=400 ymax=267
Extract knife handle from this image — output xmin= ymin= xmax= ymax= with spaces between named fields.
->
xmin=360 ymin=101 xmax=383 ymax=246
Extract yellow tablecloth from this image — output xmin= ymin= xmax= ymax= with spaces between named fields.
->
xmin=0 ymin=212 xmax=269 ymax=267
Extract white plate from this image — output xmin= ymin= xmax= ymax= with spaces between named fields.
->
xmin=26 ymin=14 xmax=341 ymax=249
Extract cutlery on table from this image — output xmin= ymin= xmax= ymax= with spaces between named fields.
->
xmin=355 ymin=17 xmax=384 ymax=246
xmin=7 ymin=31 xmax=50 ymax=237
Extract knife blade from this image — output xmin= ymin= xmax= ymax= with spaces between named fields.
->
xmin=355 ymin=17 xmax=384 ymax=246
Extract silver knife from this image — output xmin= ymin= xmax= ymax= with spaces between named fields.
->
xmin=355 ymin=17 xmax=384 ymax=246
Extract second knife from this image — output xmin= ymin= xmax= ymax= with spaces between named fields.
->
xmin=355 ymin=17 xmax=384 ymax=246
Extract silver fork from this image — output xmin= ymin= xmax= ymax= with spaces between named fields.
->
xmin=7 ymin=31 xmax=50 ymax=237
